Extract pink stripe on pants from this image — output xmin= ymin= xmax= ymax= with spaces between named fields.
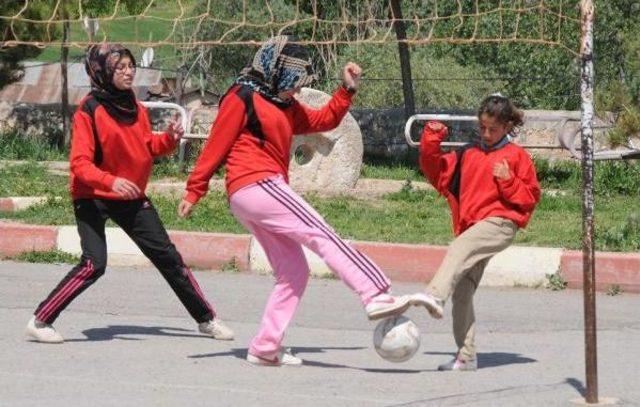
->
xmin=230 ymin=175 xmax=390 ymax=358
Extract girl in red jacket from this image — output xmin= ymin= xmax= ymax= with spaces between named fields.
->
xmin=179 ymin=35 xmax=414 ymax=366
xmin=412 ymin=94 xmax=541 ymax=371
xmin=26 ymin=43 xmax=233 ymax=343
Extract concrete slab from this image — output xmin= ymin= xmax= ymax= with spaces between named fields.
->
xmin=483 ymin=246 xmax=562 ymax=287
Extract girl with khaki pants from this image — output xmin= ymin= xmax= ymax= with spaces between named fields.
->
xmin=411 ymin=95 xmax=541 ymax=371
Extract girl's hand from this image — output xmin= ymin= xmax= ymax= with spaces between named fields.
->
xmin=166 ymin=113 xmax=185 ymax=142
xmin=493 ymin=159 xmax=512 ymax=180
xmin=342 ymin=62 xmax=362 ymax=91
xmin=112 ymin=177 xmax=141 ymax=199
xmin=178 ymin=199 xmax=194 ymax=218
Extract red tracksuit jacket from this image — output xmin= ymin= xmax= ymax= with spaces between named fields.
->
xmin=69 ymin=96 xmax=176 ymax=200
xmin=419 ymin=121 xmax=541 ymax=236
xmin=185 ymin=86 xmax=353 ymax=204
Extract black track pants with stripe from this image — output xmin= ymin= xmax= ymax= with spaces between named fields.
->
xmin=34 ymin=198 xmax=215 ymax=324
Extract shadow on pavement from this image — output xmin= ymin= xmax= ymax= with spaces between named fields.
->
xmin=189 ymin=346 xmax=435 ymax=373
xmin=565 ymin=377 xmax=586 ymax=397
xmin=423 ymin=351 xmax=537 ymax=369
xmin=189 ymin=348 xmax=247 ymax=359
xmin=65 ymin=325 xmax=203 ymax=342
xmin=189 ymin=346 xmax=365 ymax=360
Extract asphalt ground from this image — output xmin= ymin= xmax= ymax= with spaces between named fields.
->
xmin=1 ymin=261 xmax=639 ymax=406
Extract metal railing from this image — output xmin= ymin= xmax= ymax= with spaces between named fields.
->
xmin=404 ymin=113 xmax=636 ymax=160
xmin=140 ymin=101 xmax=209 ymax=169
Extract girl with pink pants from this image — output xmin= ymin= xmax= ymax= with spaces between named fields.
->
xmin=180 ymin=36 xmax=413 ymax=366
xmin=230 ymin=176 xmax=394 ymax=359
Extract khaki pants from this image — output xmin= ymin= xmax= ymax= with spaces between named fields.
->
xmin=427 ymin=217 xmax=517 ymax=361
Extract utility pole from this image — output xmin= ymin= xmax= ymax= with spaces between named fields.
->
xmin=390 ymin=0 xmax=415 ymax=119
xmin=175 ymin=65 xmax=187 ymax=106
xmin=60 ymin=0 xmax=71 ymax=149
xmin=579 ymin=0 xmax=598 ymax=404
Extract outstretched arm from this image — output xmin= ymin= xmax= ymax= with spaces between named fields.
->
xmin=141 ymin=106 xmax=181 ymax=157
xmin=291 ymin=62 xmax=361 ymax=134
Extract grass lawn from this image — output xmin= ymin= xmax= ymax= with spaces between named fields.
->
xmin=360 ymin=163 xmax=423 ymax=182
xmin=1 ymin=161 xmax=638 ymax=252
xmin=0 ymin=162 xmax=68 ymax=197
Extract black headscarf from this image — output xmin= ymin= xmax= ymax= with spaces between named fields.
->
xmin=233 ymin=35 xmax=318 ymax=107
xmin=84 ymin=43 xmax=138 ymax=124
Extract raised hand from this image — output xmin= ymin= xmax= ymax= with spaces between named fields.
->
xmin=166 ymin=112 xmax=185 ymax=142
xmin=342 ymin=62 xmax=362 ymax=91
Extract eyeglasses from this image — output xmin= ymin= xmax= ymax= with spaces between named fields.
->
xmin=114 ymin=63 xmax=136 ymax=74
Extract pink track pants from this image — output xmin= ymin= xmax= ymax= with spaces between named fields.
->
xmin=230 ymin=175 xmax=390 ymax=358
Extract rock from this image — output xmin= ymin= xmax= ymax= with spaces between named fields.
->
xmin=289 ymin=88 xmax=363 ymax=192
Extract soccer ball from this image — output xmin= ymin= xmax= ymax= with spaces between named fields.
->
xmin=373 ymin=315 xmax=421 ymax=363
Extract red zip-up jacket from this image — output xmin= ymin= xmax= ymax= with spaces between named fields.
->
xmin=69 ymin=96 xmax=176 ymax=200
xmin=419 ymin=121 xmax=540 ymax=236
xmin=185 ymin=86 xmax=354 ymax=204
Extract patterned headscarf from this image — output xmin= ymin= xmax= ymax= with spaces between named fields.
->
xmin=233 ymin=35 xmax=318 ymax=107
xmin=85 ymin=43 xmax=138 ymax=123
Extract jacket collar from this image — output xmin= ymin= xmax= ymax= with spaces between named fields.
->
xmin=479 ymin=134 xmax=511 ymax=152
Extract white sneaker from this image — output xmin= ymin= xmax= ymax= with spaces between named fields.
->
xmin=198 ymin=318 xmax=234 ymax=340
xmin=246 ymin=348 xmax=303 ymax=367
xmin=365 ymin=293 xmax=411 ymax=321
xmin=438 ymin=357 xmax=477 ymax=371
xmin=410 ymin=292 xmax=444 ymax=319
xmin=26 ymin=316 xmax=64 ymax=343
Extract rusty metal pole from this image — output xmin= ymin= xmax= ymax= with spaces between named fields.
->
xmin=579 ymin=0 xmax=598 ymax=404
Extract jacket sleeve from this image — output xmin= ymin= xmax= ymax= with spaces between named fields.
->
xmin=69 ymin=109 xmax=117 ymax=191
xmin=290 ymin=86 xmax=353 ymax=134
xmin=419 ymin=121 xmax=449 ymax=193
xmin=184 ymin=93 xmax=247 ymax=205
xmin=496 ymin=152 xmax=541 ymax=212
xmin=139 ymin=105 xmax=177 ymax=157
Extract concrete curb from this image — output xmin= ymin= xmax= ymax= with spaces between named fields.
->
xmin=1 ymin=221 xmax=638 ymax=292
xmin=560 ymin=250 xmax=640 ymax=293
xmin=251 ymin=240 xmax=561 ymax=288
xmin=55 ymin=224 xmax=252 ymax=271
xmin=0 ymin=222 xmax=57 ymax=256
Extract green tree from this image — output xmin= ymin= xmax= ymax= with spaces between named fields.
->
xmin=0 ymin=0 xmax=146 ymax=89
xmin=0 ymin=1 xmax=51 ymax=88
xmin=179 ymin=0 xmax=300 ymax=93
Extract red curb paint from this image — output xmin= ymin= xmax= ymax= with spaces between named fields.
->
xmin=0 ymin=198 xmax=14 ymax=212
xmin=0 ymin=221 xmax=58 ymax=256
xmin=560 ymin=250 xmax=640 ymax=293
xmin=168 ymin=231 xmax=251 ymax=271
xmin=352 ymin=241 xmax=447 ymax=283
xmin=2 ymin=222 xmax=639 ymax=293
